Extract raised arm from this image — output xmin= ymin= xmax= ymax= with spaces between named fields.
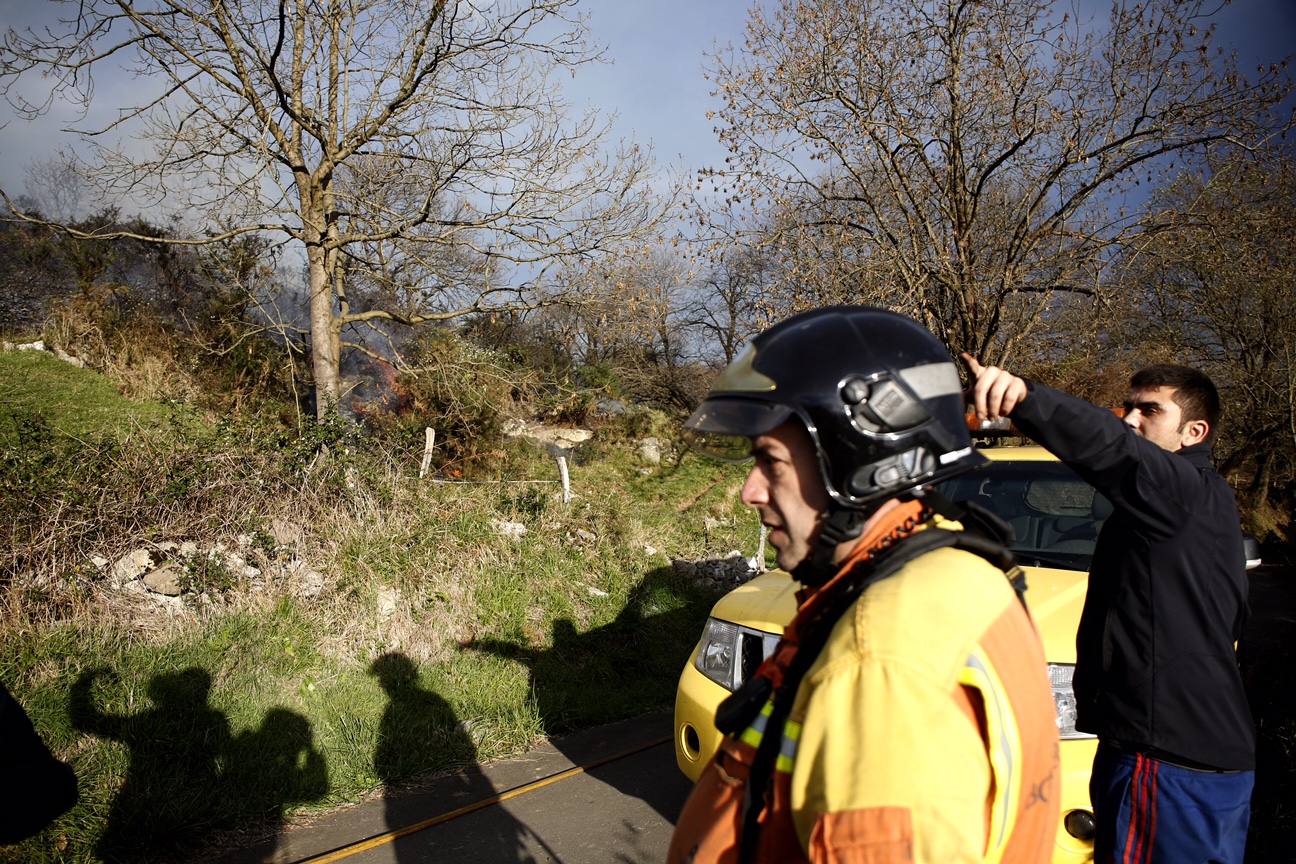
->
xmin=962 ymin=355 xmax=1198 ymax=536
xmin=68 ymin=668 xmax=123 ymax=739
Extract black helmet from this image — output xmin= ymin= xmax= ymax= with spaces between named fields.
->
xmin=685 ymin=306 xmax=984 ymax=509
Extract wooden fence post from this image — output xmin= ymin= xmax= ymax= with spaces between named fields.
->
xmin=556 ymin=455 xmax=571 ymax=504
xmin=419 ymin=428 xmax=436 ymax=479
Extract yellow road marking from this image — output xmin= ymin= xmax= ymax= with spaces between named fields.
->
xmin=295 ymin=735 xmax=672 ymax=863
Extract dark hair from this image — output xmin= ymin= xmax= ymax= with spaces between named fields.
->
xmin=1129 ymin=364 xmax=1220 ymax=436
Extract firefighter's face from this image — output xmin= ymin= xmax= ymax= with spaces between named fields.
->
xmin=741 ymin=421 xmax=830 ymax=571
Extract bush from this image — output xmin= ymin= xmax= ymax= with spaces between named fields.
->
xmin=41 ymin=294 xmax=299 ymax=418
xmin=365 ymin=330 xmax=536 ymax=476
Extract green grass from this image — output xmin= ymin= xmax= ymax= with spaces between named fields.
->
xmin=1 ymin=425 xmax=751 ymax=862
xmin=0 ymin=350 xmax=174 ymax=442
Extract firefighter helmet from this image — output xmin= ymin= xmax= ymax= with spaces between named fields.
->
xmin=685 ymin=306 xmax=984 ymax=508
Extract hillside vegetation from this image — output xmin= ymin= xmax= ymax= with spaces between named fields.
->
xmin=0 ymin=350 xmax=175 ymax=440
xmin=0 ymin=308 xmax=754 ymax=862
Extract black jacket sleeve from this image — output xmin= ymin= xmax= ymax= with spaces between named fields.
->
xmin=1010 ymin=381 xmax=1203 ymax=539
xmin=0 ymin=681 xmax=78 ymax=845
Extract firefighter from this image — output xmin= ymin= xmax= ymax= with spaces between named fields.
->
xmin=669 ymin=306 xmax=1059 ymax=864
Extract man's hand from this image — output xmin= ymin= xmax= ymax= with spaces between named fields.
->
xmin=961 ymin=353 xmax=1028 ymax=421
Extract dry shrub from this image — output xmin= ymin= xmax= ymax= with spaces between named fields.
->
xmin=0 ymin=404 xmax=367 ymax=594
xmin=41 ymin=295 xmax=204 ymax=402
xmin=40 ymin=290 xmax=296 ymax=414
xmin=366 ymin=329 xmax=537 ymax=476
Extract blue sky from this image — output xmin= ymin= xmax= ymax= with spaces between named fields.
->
xmin=570 ymin=0 xmax=1296 ymax=175
xmin=0 ymin=0 xmax=1292 ymax=206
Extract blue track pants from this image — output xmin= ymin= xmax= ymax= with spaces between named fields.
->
xmin=1090 ymin=742 xmax=1254 ymax=864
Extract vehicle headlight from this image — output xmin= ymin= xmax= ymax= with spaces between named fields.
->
xmin=1049 ymin=663 xmax=1096 ymax=740
xmin=694 ymin=618 xmax=739 ymax=690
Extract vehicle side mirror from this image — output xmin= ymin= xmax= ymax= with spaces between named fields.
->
xmin=1243 ymin=535 xmax=1262 ymax=571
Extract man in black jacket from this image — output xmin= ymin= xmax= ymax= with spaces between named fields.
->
xmin=964 ymin=357 xmax=1254 ymax=864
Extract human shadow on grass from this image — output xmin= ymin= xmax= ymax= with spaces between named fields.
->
xmin=69 ymin=666 xmax=327 ymax=862
xmin=371 ymin=652 xmax=549 ymax=862
xmin=464 ymin=565 xmax=714 ymax=822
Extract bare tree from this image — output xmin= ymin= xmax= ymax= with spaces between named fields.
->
xmin=1119 ymin=149 xmax=1296 ymax=528
xmin=612 ymin=249 xmax=709 ymax=409
xmin=517 ymin=248 xmax=708 ymax=407
xmin=686 ymin=243 xmax=773 ymax=365
xmin=703 ymin=0 xmax=1291 ymax=362
xmin=22 ymin=149 xmax=84 ymax=223
xmin=1 ymin=0 xmax=665 ymax=415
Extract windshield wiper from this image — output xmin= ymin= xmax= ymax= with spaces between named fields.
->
xmin=1014 ymin=551 xmax=1089 ymax=570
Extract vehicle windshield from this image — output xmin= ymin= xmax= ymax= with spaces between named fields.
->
xmin=937 ymin=460 xmax=1111 ymax=570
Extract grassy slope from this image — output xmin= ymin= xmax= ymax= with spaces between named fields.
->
xmin=1 ymin=356 xmax=753 ymax=862
xmin=0 ymin=350 xmax=172 ymax=441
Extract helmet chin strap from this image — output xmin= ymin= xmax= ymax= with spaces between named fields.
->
xmin=792 ymin=505 xmax=871 ymax=587
xmin=792 ymin=488 xmax=937 ymax=587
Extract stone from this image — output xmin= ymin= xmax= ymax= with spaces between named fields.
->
xmin=5 ymin=340 xmax=46 ymax=352
xmin=271 ymin=519 xmax=305 ymax=547
xmin=52 ymin=347 xmax=85 ymax=368
xmin=586 ymin=586 xmax=609 ymax=598
xmin=570 ymin=528 xmax=597 ymax=544
xmin=671 ymin=552 xmax=757 ymax=591
xmin=90 ymin=555 xmax=110 ymax=570
xmin=637 ymin=437 xmax=662 ymax=465
xmin=110 ymin=549 xmax=154 ymax=586
xmin=376 ymin=585 xmax=401 ymax=619
xmin=178 ymin=541 xmax=199 ymax=557
xmin=143 ymin=565 xmax=185 ymax=596
xmin=298 ymin=567 xmax=326 ymax=598
xmin=494 ymin=520 xmax=528 ymax=541
xmin=155 ymin=593 xmax=185 ymax=612
xmin=120 ymin=578 xmax=149 ymax=596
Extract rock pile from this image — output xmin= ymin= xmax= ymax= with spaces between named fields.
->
xmin=88 ymin=525 xmax=326 ymax=613
xmin=2 ymin=339 xmax=85 ymax=367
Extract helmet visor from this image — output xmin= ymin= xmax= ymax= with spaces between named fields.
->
xmin=683 ymin=398 xmax=792 ymax=463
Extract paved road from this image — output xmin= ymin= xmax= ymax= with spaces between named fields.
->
xmin=220 ymin=709 xmax=692 ymax=864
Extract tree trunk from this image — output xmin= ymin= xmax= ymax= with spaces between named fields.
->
xmin=305 ymin=225 xmax=340 ymax=418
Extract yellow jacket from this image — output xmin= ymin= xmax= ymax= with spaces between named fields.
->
xmin=670 ymin=536 xmax=1060 ymax=863
xmin=783 ymin=543 xmax=1060 ymax=861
